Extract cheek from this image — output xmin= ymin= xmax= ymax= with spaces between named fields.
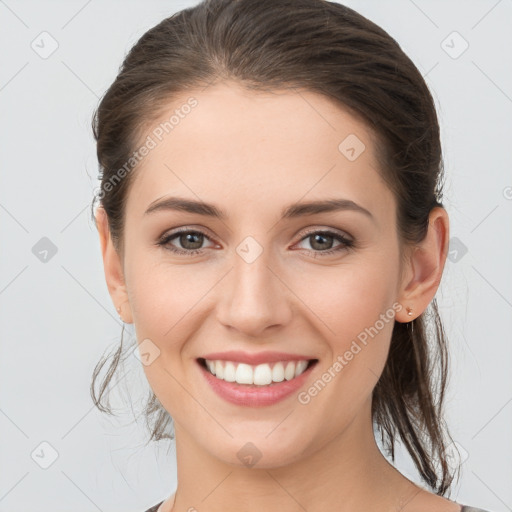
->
xmin=288 ymin=250 xmax=400 ymax=402
xmin=124 ymin=255 xmax=210 ymax=415
xmin=291 ymin=254 xmax=399 ymax=344
xmin=125 ymin=252 xmax=216 ymax=354
xmin=126 ymin=246 xmax=193 ymax=322
xmin=292 ymin=269 xmax=398 ymax=425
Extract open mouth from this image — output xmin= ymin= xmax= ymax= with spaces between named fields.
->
xmin=197 ymin=357 xmax=318 ymax=387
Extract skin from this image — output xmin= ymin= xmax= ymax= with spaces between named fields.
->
xmin=96 ymin=81 xmax=458 ymax=511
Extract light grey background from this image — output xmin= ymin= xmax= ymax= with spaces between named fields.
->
xmin=1 ymin=1 xmax=511 ymax=511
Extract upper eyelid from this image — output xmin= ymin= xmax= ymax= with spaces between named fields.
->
xmin=296 ymin=227 xmax=352 ymax=240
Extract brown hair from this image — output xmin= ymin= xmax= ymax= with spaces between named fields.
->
xmin=90 ymin=0 xmax=457 ymax=494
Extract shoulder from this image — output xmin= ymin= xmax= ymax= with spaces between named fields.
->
xmin=140 ymin=499 xmax=493 ymax=512
xmin=460 ymin=507 xmax=494 ymax=512
xmin=407 ymin=487 xmax=493 ymax=512
xmin=142 ymin=501 xmax=164 ymax=512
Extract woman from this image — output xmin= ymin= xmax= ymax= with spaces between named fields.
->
xmin=90 ymin=0 xmax=492 ymax=510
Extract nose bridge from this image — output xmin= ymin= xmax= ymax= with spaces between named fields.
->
xmin=216 ymin=234 xmax=291 ymax=336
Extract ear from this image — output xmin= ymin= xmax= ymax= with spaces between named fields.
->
xmin=395 ymin=207 xmax=449 ymax=323
xmin=95 ymin=207 xmax=133 ymax=324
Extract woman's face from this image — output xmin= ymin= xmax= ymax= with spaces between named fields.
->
xmin=115 ymin=82 xmax=412 ymax=467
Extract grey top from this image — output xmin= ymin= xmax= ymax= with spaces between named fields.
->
xmin=144 ymin=503 xmax=162 ymax=512
xmin=145 ymin=502 xmax=492 ymax=511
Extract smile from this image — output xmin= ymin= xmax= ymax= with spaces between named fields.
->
xmin=197 ymin=358 xmax=319 ymax=407
xmin=200 ymin=358 xmax=317 ymax=386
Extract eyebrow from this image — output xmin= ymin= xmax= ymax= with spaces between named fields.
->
xmin=144 ymin=196 xmax=374 ymax=221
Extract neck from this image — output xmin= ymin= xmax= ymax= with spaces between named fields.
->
xmin=166 ymin=398 xmax=416 ymax=512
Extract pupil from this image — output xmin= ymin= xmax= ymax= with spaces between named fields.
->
xmin=181 ymin=232 xmax=203 ymax=249
xmin=311 ymin=234 xmax=332 ymax=250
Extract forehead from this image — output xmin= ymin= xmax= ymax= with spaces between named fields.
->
xmin=127 ymin=81 xmax=394 ymax=222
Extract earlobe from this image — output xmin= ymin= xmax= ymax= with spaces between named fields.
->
xmin=95 ymin=207 xmax=133 ymax=324
xmin=395 ymin=207 xmax=449 ymax=323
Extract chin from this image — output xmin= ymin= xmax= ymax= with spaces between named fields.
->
xmin=207 ymin=433 xmax=310 ymax=470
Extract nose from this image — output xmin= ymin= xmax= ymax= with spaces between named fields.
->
xmin=216 ymin=243 xmax=293 ymax=338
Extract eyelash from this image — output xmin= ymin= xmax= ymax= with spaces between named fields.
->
xmin=156 ymin=227 xmax=355 ymax=257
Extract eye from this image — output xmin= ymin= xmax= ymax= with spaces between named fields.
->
xmin=156 ymin=227 xmax=355 ymax=258
xmin=157 ymin=228 xmax=217 ymax=255
xmin=294 ymin=229 xmax=355 ymax=256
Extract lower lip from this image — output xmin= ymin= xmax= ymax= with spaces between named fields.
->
xmin=197 ymin=359 xmax=318 ymax=407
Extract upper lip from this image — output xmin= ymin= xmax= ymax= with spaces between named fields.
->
xmin=199 ymin=351 xmax=318 ymax=366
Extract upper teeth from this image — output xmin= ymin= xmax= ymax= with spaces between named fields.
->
xmin=205 ymin=359 xmax=310 ymax=386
